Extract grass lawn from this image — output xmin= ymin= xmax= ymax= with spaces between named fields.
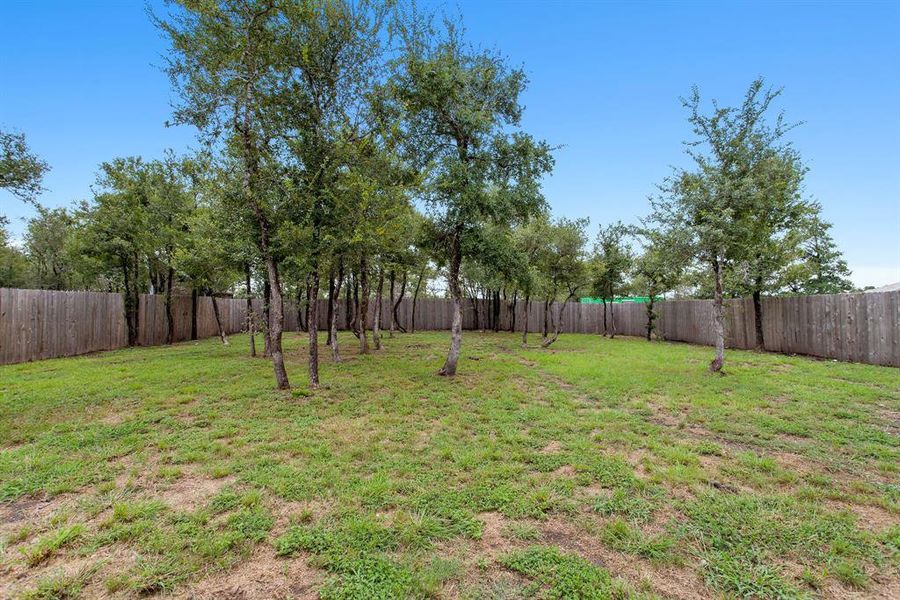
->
xmin=0 ymin=332 xmax=898 ymax=599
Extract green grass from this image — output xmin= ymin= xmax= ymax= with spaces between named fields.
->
xmin=0 ymin=331 xmax=898 ymax=598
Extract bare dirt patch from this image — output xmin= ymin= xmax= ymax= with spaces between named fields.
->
xmin=158 ymin=475 xmax=236 ymax=512
xmin=539 ymin=440 xmax=562 ymax=455
xmin=177 ymin=546 xmax=321 ymax=600
xmin=540 ymin=517 xmax=713 ymax=600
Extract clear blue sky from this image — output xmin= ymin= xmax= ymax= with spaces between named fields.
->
xmin=2 ymin=0 xmax=898 ymax=287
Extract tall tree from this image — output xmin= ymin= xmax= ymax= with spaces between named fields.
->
xmin=23 ymin=206 xmax=77 ymax=290
xmin=1 ymin=129 xmax=49 ymax=205
xmin=631 ymin=226 xmax=688 ymax=341
xmin=539 ymin=217 xmax=588 ymax=348
xmin=650 ymin=80 xmax=796 ymax=373
xmin=390 ymin=19 xmax=553 ymax=375
xmin=590 ymin=221 xmax=632 ymax=338
xmin=0 ymin=217 xmax=30 ymax=287
xmin=158 ymin=0 xmax=290 ymax=388
xmin=782 ymin=208 xmax=854 ymax=295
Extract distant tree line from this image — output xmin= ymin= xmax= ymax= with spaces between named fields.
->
xmin=0 ymin=2 xmax=855 ymax=385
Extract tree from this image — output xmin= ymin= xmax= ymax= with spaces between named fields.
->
xmin=75 ymin=158 xmax=155 ymax=346
xmin=539 ymin=217 xmax=588 ymax=348
xmin=157 ymin=0 xmax=291 ymax=389
xmin=783 ymin=208 xmax=853 ymax=295
xmin=631 ymin=226 xmax=688 ymax=340
xmin=23 ymin=206 xmax=78 ymax=290
xmin=590 ymin=222 xmax=632 ymax=338
xmin=1 ymin=129 xmax=49 ymax=205
xmin=390 ymin=19 xmax=554 ymax=375
xmin=512 ymin=217 xmax=551 ymax=345
xmin=0 ymin=218 xmax=30 ymax=287
xmin=650 ymin=80 xmax=797 ymax=373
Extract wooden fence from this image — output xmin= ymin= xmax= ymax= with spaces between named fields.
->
xmin=1 ymin=287 xmax=898 ymax=367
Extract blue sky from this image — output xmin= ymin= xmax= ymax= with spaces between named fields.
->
xmin=2 ymin=0 xmax=898 ymax=287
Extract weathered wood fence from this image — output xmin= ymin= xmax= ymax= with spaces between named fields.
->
xmin=1 ymin=288 xmax=898 ymax=367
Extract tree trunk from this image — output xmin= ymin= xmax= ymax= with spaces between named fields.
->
xmin=308 ymin=266 xmax=320 ymax=388
xmin=752 ymin=285 xmax=764 ymax=350
xmin=122 ymin=254 xmax=138 ymax=346
xmin=211 ymin=295 xmax=228 ymax=344
xmin=373 ymin=266 xmax=384 ymax=350
xmin=542 ymin=293 xmax=575 ymax=348
xmin=191 ymin=288 xmax=198 ymax=341
xmin=709 ymin=257 xmax=726 ymax=373
xmin=410 ymin=266 xmax=424 ymax=333
xmin=164 ymin=266 xmax=175 ymax=345
xmin=264 ymin=255 xmax=290 ymax=389
xmin=509 ymin=291 xmax=518 ymax=333
xmin=439 ymin=234 xmax=463 ymax=376
xmin=245 ymin=263 xmax=256 ymax=358
xmin=471 ymin=296 xmax=480 ymax=331
xmin=609 ymin=301 xmax=617 ymax=339
xmin=493 ymin=290 xmax=501 ymax=333
xmin=345 ymin=275 xmax=356 ymax=337
xmin=541 ymin=297 xmax=550 ymax=341
xmin=330 ymin=259 xmax=344 ymax=362
xmin=602 ymin=300 xmax=608 ymax=336
xmin=358 ymin=257 xmax=370 ymax=354
xmin=393 ymin=271 xmax=407 ymax=333
xmin=326 ymin=271 xmax=335 ymax=346
xmin=522 ymin=295 xmax=530 ymax=345
xmin=298 ymin=284 xmax=307 ymax=333
xmin=646 ymin=297 xmax=655 ymax=341
xmin=263 ymin=275 xmax=272 ymax=357
xmin=388 ymin=269 xmax=395 ymax=338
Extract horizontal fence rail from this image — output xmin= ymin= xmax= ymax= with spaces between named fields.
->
xmin=1 ymin=288 xmax=898 ymax=367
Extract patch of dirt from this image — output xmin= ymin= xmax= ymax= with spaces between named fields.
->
xmin=540 ymin=518 xmax=713 ymax=600
xmin=552 ymin=465 xmax=576 ymax=477
xmin=825 ymin=500 xmax=899 ymax=534
xmin=817 ymin=574 xmax=900 ymax=600
xmin=539 ymin=441 xmax=562 ymax=455
xmin=474 ymin=512 xmax=514 ymax=558
xmin=158 ymin=475 xmax=236 ymax=512
xmin=179 ymin=546 xmax=322 ymax=600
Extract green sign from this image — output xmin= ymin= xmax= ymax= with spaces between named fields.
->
xmin=579 ymin=296 xmax=657 ymax=304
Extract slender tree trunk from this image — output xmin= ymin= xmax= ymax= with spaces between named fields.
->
xmin=264 ymin=255 xmax=290 ymax=389
xmin=752 ymin=283 xmax=764 ymax=350
xmin=358 ymin=257 xmax=370 ymax=354
xmin=509 ymin=291 xmax=518 ymax=333
xmin=609 ymin=301 xmax=617 ymax=339
xmin=298 ymin=284 xmax=307 ymax=333
xmin=263 ymin=275 xmax=272 ymax=357
xmin=308 ymin=266 xmax=320 ymax=388
xmin=245 ymin=263 xmax=256 ymax=358
xmin=602 ymin=300 xmax=608 ymax=336
xmin=122 ymin=255 xmax=138 ymax=346
xmin=326 ymin=271 xmax=335 ymax=346
xmin=373 ymin=266 xmax=384 ymax=350
xmin=522 ymin=295 xmax=530 ymax=345
xmin=439 ymin=234 xmax=463 ymax=376
xmin=710 ymin=257 xmax=726 ymax=373
xmin=330 ymin=259 xmax=344 ymax=362
xmin=211 ymin=295 xmax=228 ymax=344
xmin=646 ymin=297 xmax=655 ymax=341
xmin=393 ymin=271 xmax=407 ymax=333
xmin=191 ymin=288 xmax=198 ymax=341
xmin=542 ymin=293 xmax=576 ymax=348
xmin=388 ymin=270 xmax=395 ymax=338
xmin=346 ymin=276 xmax=356 ymax=337
xmin=410 ymin=266 xmax=424 ymax=333
xmin=164 ymin=266 xmax=175 ymax=344
xmin=541 ymin=297 xmax=550 ymax=341
xmin=493 ymin=290 xmax=501 ymax=333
